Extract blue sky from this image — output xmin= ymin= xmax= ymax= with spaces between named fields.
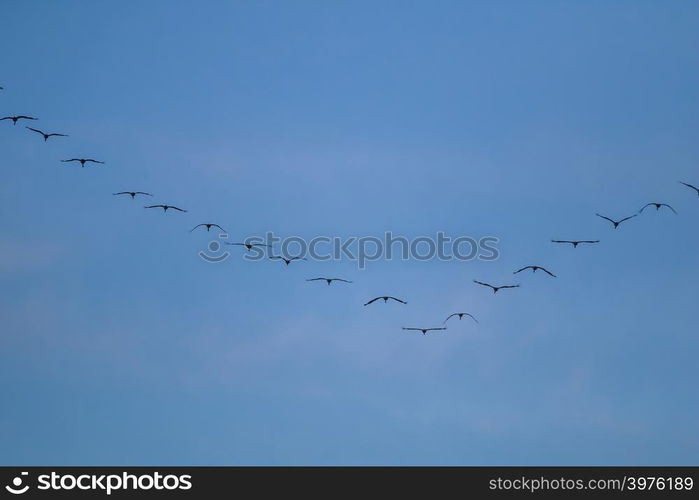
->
xmin=1 ymin=1 xmax=698 ymax=465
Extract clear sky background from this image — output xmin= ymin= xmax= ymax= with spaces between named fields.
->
xmin=1 ymin=1 xmax=698 ymax=465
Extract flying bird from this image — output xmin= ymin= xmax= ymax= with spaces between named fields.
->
xmin=443 ymin=313 xmax=478 ymax=325
xmin=113 ymin=191 xmax=153 ymax=199
xmin=364 ymin=296 xmax=407 ymax=306
xmin=144 ymin=204 xmax=187 ymax=212
xmin=270 ymin=256 xmax=307 ymax=265
xmin=639 ymin=203 xmax=677 ymax=214
xmin=679 ymin=181 xmax=699 ymax=196
xmin=1 ymin=115 xmax=37 ymax=125
xmin=513 ymin=265 xmax=556 ymax=277
xmin=595 ymin=213 xmax=637 ymax=229
xmin=306 ymin=277 xmax=353 ymax=285
xmin=61 ymin=158 xmax=105 ymax=167
xmin=473 ymin=280 xmax=520 ymax=294
xmin=551 ymin=239 xmax=600 ymax=248
xmin=402 ymin=327 xmax=447 ymax=335
xmin=25 ymin=127 xmax=68 ymax=141
xmin=190 ymin=223 xmax=226 ymax=233
xmin=225 ymin=242 xmax=272 ymax=251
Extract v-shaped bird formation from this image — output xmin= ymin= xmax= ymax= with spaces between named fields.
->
xmin=2 ymin=82 xmax=697 ymax=338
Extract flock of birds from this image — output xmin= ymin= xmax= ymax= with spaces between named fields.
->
xmin=3 ymin=84 xmax=699 ymax=336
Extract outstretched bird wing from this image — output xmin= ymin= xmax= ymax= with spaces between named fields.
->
xmin=387 ymin=296 xmax=407 ymax=304
xmin=363 ymin=297 xmax=381 ymax=306
xmin=473 ymin=280 xmax=494 ymax=289
xmin=443 ymin=314 xmax=459 ymax=324
xmin=513 ymin=266 xmax=531 ymax=274
xmin=595 ymin=213 xmax=616 ymax=224
xmin=679 ymin=181 xmax=699 ymax=193
xmin=403 ymin=327 xmax=446 ymax=333
xmin=25 ymin=126 xmax=45 ymax=136
xmin=661 ymin=204 xmax=678 ymax=214
xmin=462 ymin=313 xmax=479 ymax=323
xmin=540 ymin=267 xmax=557 ymax=277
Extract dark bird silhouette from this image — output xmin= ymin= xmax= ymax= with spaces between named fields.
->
xmin=1 ymin=115 xmax=37 ymax=125
xmin=513 ymin=265 xmax=556 ymax=277
xmin=639 ymin=203 xmax=677 ymax=214
xmin=225 ymin=242 xmax=272 ymax=251
xmin=364 ymin=296 xmax=407 ymax=306
xmin=144 ymin=204 xmax=187 ymax=212
xmin=551 ymin=239 xmax=600 ymax=248
xmin=402 ymin=327 xmax=447 ymax=335
xmin=679 ymin=181 xmax=699 ymax=196
xmin=595 ymin=213 xmax=637 ymax=229
xmin=443 ymin=313 xmax=478 ymax=325
xmin=473 ymin=280 xmax=520 ymax=294
xmin=306 ymin=277 xmax=353 ymax=285
xmin=25 ymin=127 xmax=68 ymax=141
xmin=113 ymin=191 xmax=153 ymax=199
xmin=270 ymin=256 xmax=307 ymax=265
xmin=190 ymin=223 xmax=226 ymax=233
xmin=61 ymin=158 xmax=105 ymax=167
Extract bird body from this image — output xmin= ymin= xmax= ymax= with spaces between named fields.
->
xmin=473 ymin=280 xmax=520 ymax=294
xmin=513 ymin=265 xmax=556 ymax=277
xmin=364 ymin=296 xmax=407 ymax=306
xmin=639 ymin=203 xmax=677 ymax=214
xmin=190 ymin=223 xmax=226 ymax=233
xmin=402 ymin=327 xmax=447 ymax=335
xmin=1 ymin=115 xmax=37 ymax=125
xmin=595 ymin=213 xmax=636 ymax=229
xmin=62 ymin=158 xmax=105 ymax=167
xmin=551 ymin=239 xmax=600 ymax=248
xmin=443 ymin=313 xmax=478 ymax=324
xmin=26 ymin=127 xmax=68 ymax=141
xmin=144 ymin=204 xmax=187 ymax=212
xmin=225 ymin=242 xmax=272 ymax=251
xmin=270 ymin=256 xmax=307 ymax=265
xmin=306 ymin=277 xmax=353 ymax=285
xmin=113 ymin=191 xmax=152 ymax=199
